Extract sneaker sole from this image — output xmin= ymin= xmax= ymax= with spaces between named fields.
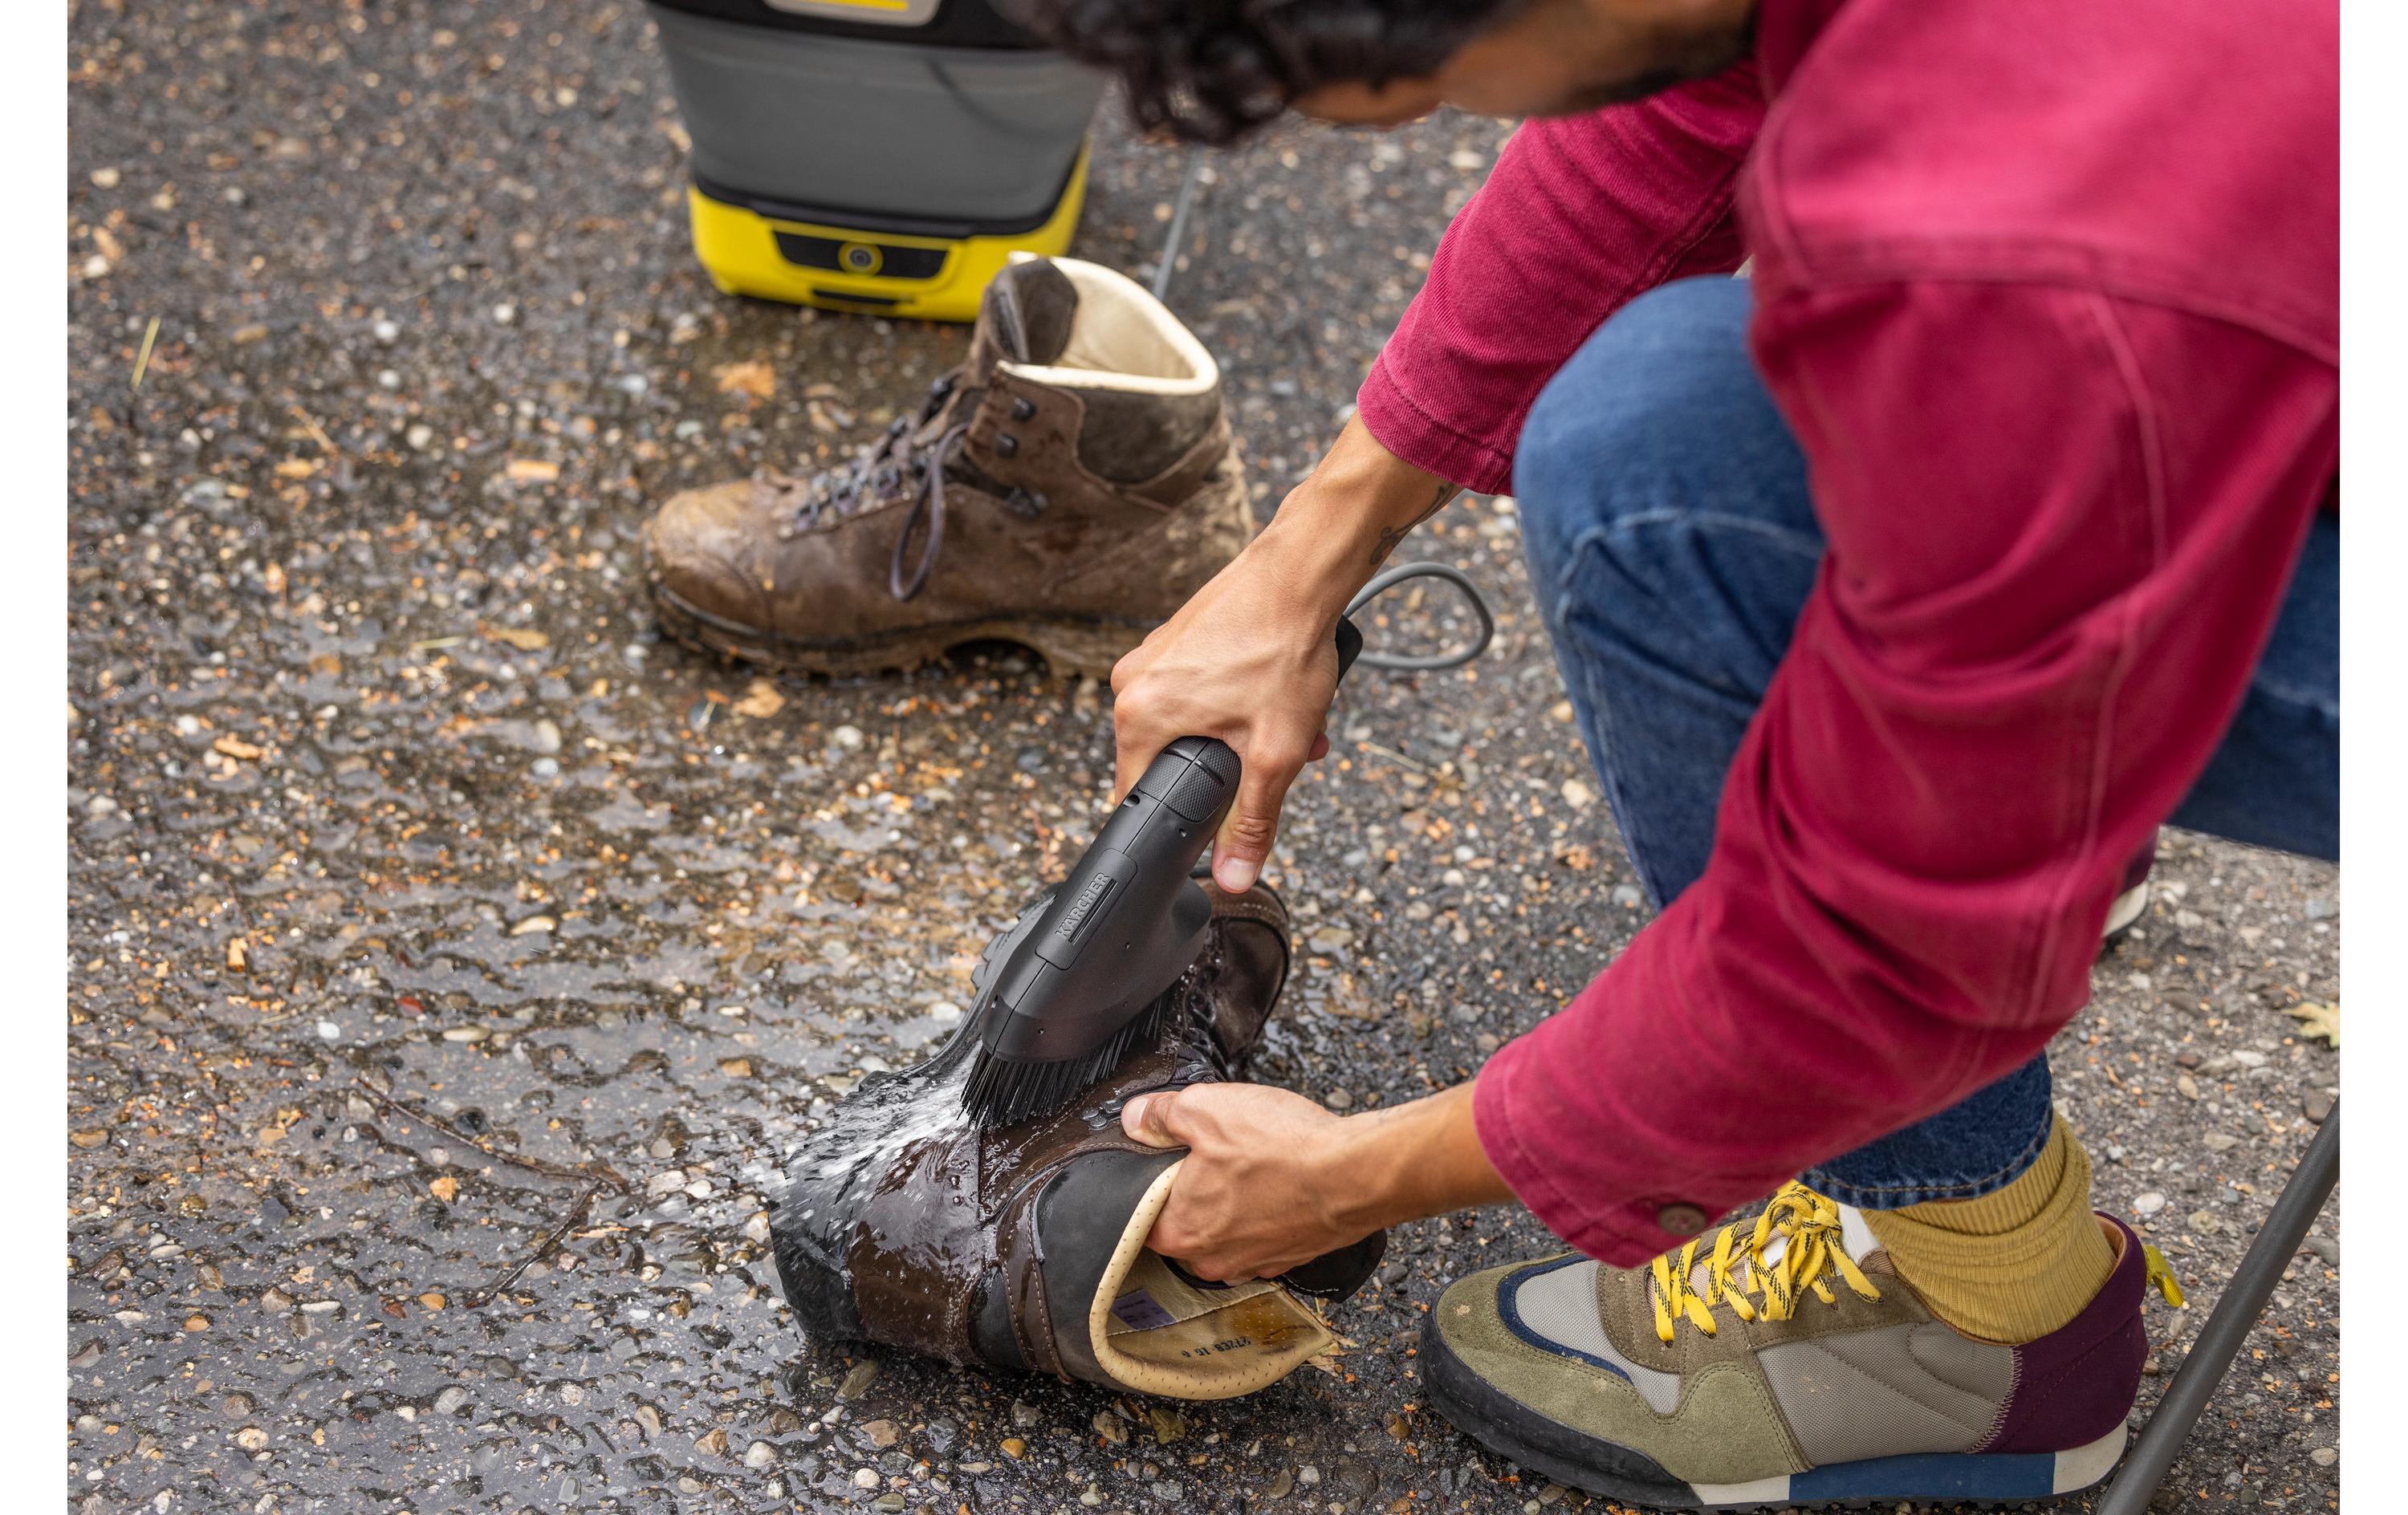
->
xmin=650 ymin=579 xmax=1149 ymax=680
xmin=1423 ymin=1321 xmax=2127 ymax=1511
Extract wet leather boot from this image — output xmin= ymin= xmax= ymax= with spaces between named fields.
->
xmin=771 ymin=882 xmax=1385 ymax=1399
xmin=643 ymin=255 xmax=1255 ymax=678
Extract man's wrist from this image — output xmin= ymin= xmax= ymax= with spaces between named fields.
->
xmin=1312 ymin=1080 xmax=1510 ymax=1238
xmin=1253 ymin=413 xmax=1463 ymax=613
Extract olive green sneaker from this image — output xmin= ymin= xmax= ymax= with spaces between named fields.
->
xmin=1424 ymin=1184 xmax=2149 ymax=1510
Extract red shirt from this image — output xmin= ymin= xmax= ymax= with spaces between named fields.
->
xmin=1360 ymin=0 xmax=2337 ymax=1264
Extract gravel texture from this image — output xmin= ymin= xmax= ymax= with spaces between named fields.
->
xmin=68 ymin=2 xmax=2337 ymax=1511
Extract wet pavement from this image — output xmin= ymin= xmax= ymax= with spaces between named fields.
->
xmin=67 ymin=4 xmax=2338 ymax=1513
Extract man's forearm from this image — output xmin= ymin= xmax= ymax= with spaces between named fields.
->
xmin=1252 ymin=412 xmax=1464 ymax=613
xmin=1316 ymin=1080 xmax=1515 ymax=1237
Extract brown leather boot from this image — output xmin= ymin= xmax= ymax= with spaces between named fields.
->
xmin=643 ymin=256 xmax=1254 ymax=678
xmin=772 ymin=882 xmax=1385 ymax=1399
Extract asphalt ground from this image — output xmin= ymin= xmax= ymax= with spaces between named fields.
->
xmin=67 ymin=3 xmax=2341 ymax=1511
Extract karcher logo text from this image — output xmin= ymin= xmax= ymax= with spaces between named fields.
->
xmin=1057 ymin=876 xmax=1113 ymax=940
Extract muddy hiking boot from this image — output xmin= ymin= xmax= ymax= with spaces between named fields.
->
xmin=1424 ymin=1184 xmax=2155 ymax=1510
xmin=644 ymin=254 xmax=1253 ymax=678
xmin=770 ymin=881 xmax=1385 ymax=1399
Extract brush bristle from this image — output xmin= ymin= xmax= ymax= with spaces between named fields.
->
xmin=961 ymin=993 xmax=1174 ymax=1128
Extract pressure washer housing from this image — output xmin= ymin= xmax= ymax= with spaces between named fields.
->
xmin=645 ymin=0 xmax=1104 ymax=321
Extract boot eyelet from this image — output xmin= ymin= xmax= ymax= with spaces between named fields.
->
xmin=1009 ymin=396 xmax=1035 ymax=421
xmin=993 ymin=433 xmax=1019 ymax=459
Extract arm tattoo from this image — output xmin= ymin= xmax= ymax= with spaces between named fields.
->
xmin=1369 ymin=483 xmax=1462 ymax=568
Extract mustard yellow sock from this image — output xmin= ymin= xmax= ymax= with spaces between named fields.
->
xmin=1858 ymin=1115 xmax=2117 ymax=1344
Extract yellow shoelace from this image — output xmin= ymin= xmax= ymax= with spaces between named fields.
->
xmin=1648 ymin=1182 xmax=1883 ymax=1343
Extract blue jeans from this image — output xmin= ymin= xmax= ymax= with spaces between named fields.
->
xmin=1515 ymin=277 xmax=2339 ymax=1209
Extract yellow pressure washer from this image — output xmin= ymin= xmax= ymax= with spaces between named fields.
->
xmin=645 ymin=0 xmax=1104 ymax=322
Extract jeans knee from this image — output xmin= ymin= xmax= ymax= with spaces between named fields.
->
xmin=1514 ymin=277 xmax=1765 ymax=596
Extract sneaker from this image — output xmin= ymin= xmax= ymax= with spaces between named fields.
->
xmin=643 ymin=255 xmax=1254 ymax=678
xmin=771 ymin=881 xmax=1385 ymax=1398
xmin=1423 ymin=1184 xmax=2146 ymax=1510
xmin=2101 ymin=835 xmax=2158 ymax=948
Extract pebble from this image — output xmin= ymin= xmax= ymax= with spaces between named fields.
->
xmin=2203 ymin=1133 xmax=2240 ymax=1153
xmin=2304 ymin=896 xmax=2337 ymax=920
xmin=836 ymin=1361 xmax=879 ymax=1401
xmin=2189 ymin=1210 xmax=2221 ymax=1235
xmin=405 ymin=423 xmax=434 ymax=450
xmin=1610 ymin=884 xmax=1644 ymax=909
xmin=2177 ymin=1074 xmax=2202 ymax=1100
xmin=2304 ymin=1091 xmax=2334 ymax=1123
xmin=832 ymin=724 xmax=865 ymax=749
xmin=315 ymin=1020 xmax=342 ymax=1042
xmin=2132 ymin=1192 xmax=2166 ymax=1217
xmin=852 ymin=1468 xmax=881 ymax=1489
xmin=2310 ymin=1446 xmax=2338 ymax=1466
xmin=372 ymin=319 xmax=401 ymax=343
xmin=1324 ymin=1088 xmax=1354 ymax=1111
xmin=234 ymin=1427 xmax=268 ymax=1451
xmin=742 ymin=1440 xmax=776 ymax=1468
xmin=1560 ymin=780 xmax=1594 ymax=810
xmin=491 ymin=302 xmax=518 ymax=324
xmin=433 ymin=1387 xmax=469 ymax=1415
xmin=861 ymin=1419 xmax=898 ymax=1448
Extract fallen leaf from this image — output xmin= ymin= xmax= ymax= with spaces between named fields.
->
xmin=482 ymin=625 xmax=550 ymax=652
xmin=732 ymin=679 xmax=785 ymax=719
xmin=714 ymin=359 xmax=775 ymax=401
xmin=429 ymin=1176 xmax=459 ymax=1202
xmin=505 ymin=458 xmax=560 ymax=484
xmin=213 ymin=734 xmax=266 ymax=762
xmin=2288 ymin=1000 xmax=2340 ymax=1047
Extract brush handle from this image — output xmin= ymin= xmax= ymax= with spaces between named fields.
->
xmin=1129 ymin=613 xmax=1363 ymax=855
xmin=966 ymin=618 xmax=1361 ymax=1079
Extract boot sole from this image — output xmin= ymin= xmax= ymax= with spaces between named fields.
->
xmin=651 ymin=580 xmax=1150 ymax=680
xmin=1423 ymin=1323 xmax=2128 ymax=1511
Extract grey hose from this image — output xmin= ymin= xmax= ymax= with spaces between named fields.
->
xmin=1345 ymin=560 xmax=1495 ymax=672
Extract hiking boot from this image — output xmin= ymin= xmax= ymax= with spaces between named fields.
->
xmin=1424 ymin=1184 xmax=2149 ymax=1510
xmin=771 ymin=880 xmax=1385 ymax=1399
xmin=644 ymin=254 xmax=1254 ymax=678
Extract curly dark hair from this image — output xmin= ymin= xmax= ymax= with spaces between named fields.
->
xmin=1004 ymin=0 xmax=1530 ymax=144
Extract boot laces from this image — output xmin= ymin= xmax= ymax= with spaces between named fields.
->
xmin=779 ymin=374 xmax=969 ymax=601
xmin=1647 ymin=1182 xmax=1881 ymax=1343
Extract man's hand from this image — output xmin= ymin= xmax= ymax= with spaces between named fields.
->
xmin=1120 ymin=1078 xmax=1513 ymax=1281
xmin=1111 ymin=414 xmax=1461 ymax=892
